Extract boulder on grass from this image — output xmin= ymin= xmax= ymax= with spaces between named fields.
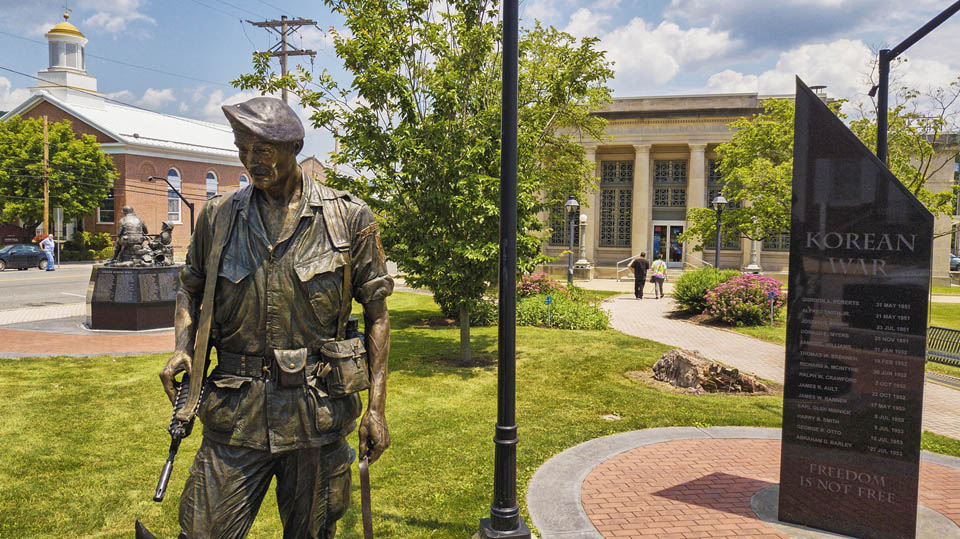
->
xmin=652 ymin=349 xmax=768 ymax=393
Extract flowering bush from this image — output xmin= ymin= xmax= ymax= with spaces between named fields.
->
xmin=673 ymin=267 xmax=741 ymax=313
xmin=518 ymin=272 xmax=565 ymax=297
xmin=517 ymin=292 xmax=609 ymax=330
xmin=704 ymin=273 xmax=786 ymax=326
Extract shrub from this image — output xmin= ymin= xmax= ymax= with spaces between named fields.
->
xmin=704 ymin=273 xmax=786 ymax=326
xmin=517 ymin=293 xmax=609 ymax=330
xmin=95 ymin=246 xmax=114 ymax=260
xmin=468 ymin=297 xmax=498 ymax=326
xmin=59 ymin=249 xmax=84 ymax=262
xmin=672 ymin=267 xmax=741 ymax=313
xmin=517 ymin=272 xmax=564 ymax=297
xmin=87 ymin=233 xmax=113 ymax=251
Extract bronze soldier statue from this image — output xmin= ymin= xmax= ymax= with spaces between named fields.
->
xmin=112 ymin=205 xmax=148 ymax=263
xmin=157 ymin=97 xmax=393 ymax=538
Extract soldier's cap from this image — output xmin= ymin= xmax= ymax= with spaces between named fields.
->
xmin=222 ymin=97 xmax=304 ymax=145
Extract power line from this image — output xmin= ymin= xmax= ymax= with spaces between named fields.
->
xmin=183 ymin=0 xmax=243 ymax=19
xmin=255 ymin=0 xmax=292 ymax=17
xmin=0 ymin=29 xmax=232 ymax=88
xmin=213 ymin=0 xmax=267 ymax=18
xmin=248 ymin=16 xmax=318 ymax=103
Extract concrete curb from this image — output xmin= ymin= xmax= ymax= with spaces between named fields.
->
xmin=526 ymin=427 xmax=960 ymax=538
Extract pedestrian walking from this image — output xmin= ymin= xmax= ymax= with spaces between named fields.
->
xmin=40 ymin=234 xmax=55 ymax=271
xmin=651 ymin=255 xmax=667 ymax=299
xmin=630 ymin=252 xmax=650 ymax=299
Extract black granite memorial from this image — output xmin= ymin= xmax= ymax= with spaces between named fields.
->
xmin=88 ymin=265 xmax=180 ymax=330
xmin=778 ymin=79 xmax=933 ymax=539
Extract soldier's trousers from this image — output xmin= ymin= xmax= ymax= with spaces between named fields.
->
xmin=178 ymin=436 xmax=354 ymax=539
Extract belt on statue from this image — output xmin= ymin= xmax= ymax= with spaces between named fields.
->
xmin=217 ymin=350 xmax=323 ymax=378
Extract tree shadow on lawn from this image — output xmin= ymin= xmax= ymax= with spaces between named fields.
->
xmin=388 ymin=328 xmax=497 ymax=380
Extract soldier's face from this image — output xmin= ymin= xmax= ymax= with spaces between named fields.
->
xmin=234 ymin=132 xmax=299 ymax=191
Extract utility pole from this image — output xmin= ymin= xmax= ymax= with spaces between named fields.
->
xmin=43 ymin=115 xmax=50 ymax=236
xmin=248 ymin=15 xmax=317 ymax=103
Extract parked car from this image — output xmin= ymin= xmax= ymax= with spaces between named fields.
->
xmin=0 ymin=244 xmax=48 ymax=271
xmin=951 ymin=253 xmax=960 ymax=272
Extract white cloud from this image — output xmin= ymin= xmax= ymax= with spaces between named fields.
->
xmin=138 ymin=87 xmax=175 ymax=108
xmin=707 ymin=39 xmax=874 ymax=99
xmin=80 ymin=0 xmax=155 ymax=35
xmin=105 ymin=89 xmax=136 ymax=102
xmin=0 ymin=77 xmax=30 ymax=112
xmin=580 ymin=15 xmax=737 ymax=89
xmin=563 ymin=8 xmax=611 ymax=40
xmin=522 ymin=0 xmax=562 ymax=24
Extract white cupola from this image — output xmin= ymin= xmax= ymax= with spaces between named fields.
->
xmin=31 ymin=12 xmax=101 ymax=104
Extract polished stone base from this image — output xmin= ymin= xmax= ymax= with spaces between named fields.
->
xmin=87 ymin=265 xmax=180 ymax=330
xmin=477 ymin=517 xmax=532 ymax=539
xmin=751 ymin=485 xmax=960 ymax=538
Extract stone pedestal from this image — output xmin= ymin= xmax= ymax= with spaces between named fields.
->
xmin=573 ymin=264 xmax=594 ymax=281
xmin=88 ymin=265 xmax=181 ymax=330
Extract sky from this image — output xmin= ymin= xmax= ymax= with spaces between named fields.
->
xmin=1 ymin=0 xmax=960 ymax=161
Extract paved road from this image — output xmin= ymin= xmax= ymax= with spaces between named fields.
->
xmin=0 ymin=263 xmax=92 ymax=311
xmin=605 ymin=293 xmax=960 ymax=439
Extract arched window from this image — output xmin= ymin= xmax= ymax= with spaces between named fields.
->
xmin=205 ymin=171 xmax=218 ymax=199
xmin=239 ymin=174 xmax=249 ymax=188
xmin=167 ymin=168 xmax=182 ymax=222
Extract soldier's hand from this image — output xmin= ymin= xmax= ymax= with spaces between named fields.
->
xmin=358 ymin=409 xmax=390 ymax=465
xmin=160 ymin=350 xmax=192 ymax=405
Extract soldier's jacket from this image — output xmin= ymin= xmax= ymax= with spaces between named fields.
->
xmin=179 ymin=172 xmax=393 ymax=453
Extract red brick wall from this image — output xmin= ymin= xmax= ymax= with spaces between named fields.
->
xmin=85 ymin=154 xmax=247 ymax=250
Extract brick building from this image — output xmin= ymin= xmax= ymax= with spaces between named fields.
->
xmin=1 ymin=15 xmax=325 ymax=252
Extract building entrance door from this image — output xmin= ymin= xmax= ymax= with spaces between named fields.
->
xmin=652 ymin=222 xmax=685 ymax=269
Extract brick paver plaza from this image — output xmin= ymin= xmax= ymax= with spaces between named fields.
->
xmin=582 ymin=438 xmax=960 ymax=538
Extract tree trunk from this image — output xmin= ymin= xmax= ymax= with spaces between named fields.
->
xmin=459 ymin=303 xmax=471 ymax=363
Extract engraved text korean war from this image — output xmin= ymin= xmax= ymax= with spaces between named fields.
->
xmin=778 ymin=79 xmax=933 ymax=539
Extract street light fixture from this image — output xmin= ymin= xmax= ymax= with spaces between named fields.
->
xmin=147 ymin=176 xmax=195 ymax=234
xmin=712 ymin=195 xmax=727 ymax=268
xmin=565 ymin=195 xmax=580 ymax=286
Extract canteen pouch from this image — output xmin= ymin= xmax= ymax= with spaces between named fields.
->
xmin=275 ymin=348 xmax=309 ymax=388
xmin=321 ymin=337 xmax=370 ymax=397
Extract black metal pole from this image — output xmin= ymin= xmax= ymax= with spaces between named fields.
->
xmin=714 ymin=208 xmax=722 ymax=268
xmin=874 ymin=1 xmax=960 ymax=163
xmin=568 ymin=212 xmax=575 ymax=286
xmin=148 ymin=176 xmax=195 ymax=234
xmin=479 ymin=0 xmax=530 ymax=535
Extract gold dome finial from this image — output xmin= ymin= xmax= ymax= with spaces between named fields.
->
xmin=64 ymin=12 xmax=70 ymax=21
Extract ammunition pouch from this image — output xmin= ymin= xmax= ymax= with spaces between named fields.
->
xmin=320 ymin=337 xmax=370 ymax=397
xmin=275 ymin=348 xmax=309 ymax=388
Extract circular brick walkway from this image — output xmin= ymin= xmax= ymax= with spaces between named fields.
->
xmin=527 ymin=427 xmax=960 ymax=539
xmin=582 ymin=438 xmax=960 ymax=538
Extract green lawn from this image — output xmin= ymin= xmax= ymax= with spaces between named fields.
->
xmin=0 ymin=291 xmax=955 ymax=538
xmin=932 ymin=285 xmax=960 ymax=295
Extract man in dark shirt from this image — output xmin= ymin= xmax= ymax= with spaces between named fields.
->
xmin=629 ymin=252 xmax=650 ymax=299
xmin=159 ymin=97 xmax=393 ymax=538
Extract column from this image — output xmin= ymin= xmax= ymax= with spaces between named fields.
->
xmin=686 ymin=143 xmax=707 ymax=258
xmin=582 ymin=146 xmax=598 ymax=264
xmin=631 ymin=145 xmax=651 ymax=257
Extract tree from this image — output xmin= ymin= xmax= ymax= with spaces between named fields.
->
xmin=234 ymin=0 xmax=613 ymax=361
xmin=0 ymin=116 xmax=116 ymax=231
xmin=681 ymin=77 xmax=960 ymax=253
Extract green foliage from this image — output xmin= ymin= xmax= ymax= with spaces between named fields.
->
xmin=86 ymin=232 xmax=112 ymax=251
xmin=517 ymin=292 xmax=609 ymax=330
xmin=95 ymin=246 xmax=114 ymax=260
xmin=672 ymin=266 xmax=740 ymax=313
xmin=233 ymin=1 xmax=613 ymax=358
xmin=457 ymin=297 xmax=498 ymax=326
xmin=0 ymin=117 xmax=116 ymax=230
xmin=704 ymin=273 xmax=785 ymax=326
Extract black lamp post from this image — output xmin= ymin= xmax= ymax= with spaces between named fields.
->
xmin=712 ymin=195 xmax=727 ymax=268
xmin=565 ymin=195 xmax=580 ymax=286
xmin=478 ymin=0 xmax=531 ymax=536
xmin=869 ymin=1 xmax=960 ymax=164
xmin=147 ymin=176 xmax=195 ymax=234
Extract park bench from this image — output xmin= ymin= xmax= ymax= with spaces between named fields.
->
xmin=926 ymin=326 xmax=960 ymax=367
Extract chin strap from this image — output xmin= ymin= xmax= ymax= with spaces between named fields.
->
xmin=359 ymin=456 xmax=374 ymax=539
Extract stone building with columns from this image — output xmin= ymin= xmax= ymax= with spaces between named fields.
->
xmin=543 ymin=93 xmax=956 ymax=285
